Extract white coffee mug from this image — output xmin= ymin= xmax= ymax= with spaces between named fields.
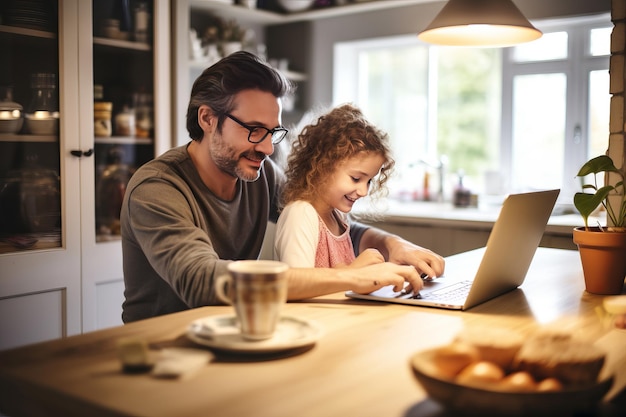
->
xmin=215 ymin=260 xmax=289 ymax=341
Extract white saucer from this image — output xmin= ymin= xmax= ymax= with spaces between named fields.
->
xmin=186 ymin=315 xmax=323 ymax=353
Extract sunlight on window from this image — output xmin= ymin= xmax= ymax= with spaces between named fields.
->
xmin=335 ymin=40 xmax=501 ymax=199
xmin=512 ymin=73 xmax=566 ymax=191
xmin=436 ymin=47 xmax=501 ymax=183
xmin=589 ymin=70 xmax=610 ymax=157
xmin=357 ymin=44 xmax=429 ymax=173
xmin=511 ymin=31 xmax=568 ymax=62
xmin=590 ymin=27 xmax=611 ymax=56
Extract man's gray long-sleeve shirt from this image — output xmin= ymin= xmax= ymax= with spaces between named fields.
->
xmin=120 ymin=144 xmax=367 ymax=323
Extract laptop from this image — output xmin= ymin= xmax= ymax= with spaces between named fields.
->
xmin=346 ymin=189 xmax=560 ymax=310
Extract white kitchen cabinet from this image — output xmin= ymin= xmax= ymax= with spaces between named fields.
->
xmin=0 ymin=0 xmax=170 ymax=351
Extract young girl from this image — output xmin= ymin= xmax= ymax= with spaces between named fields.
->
xmin=275 ymin=103 xmax=394 ymax=268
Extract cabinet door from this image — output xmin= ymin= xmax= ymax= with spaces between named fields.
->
xmin=79 ymin=0 xmax=170 ymax=332
xmin=0 ymin=0 xmax=82 ymax=351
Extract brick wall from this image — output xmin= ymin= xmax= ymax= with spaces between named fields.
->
xmin=608 ymin=0 xmax=625 ymax=226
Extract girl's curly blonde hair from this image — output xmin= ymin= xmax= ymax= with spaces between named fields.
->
xmin=281 ymin=103 xmax=395 ymax=208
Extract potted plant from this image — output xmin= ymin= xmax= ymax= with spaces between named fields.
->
xmin=218 ymin=19 xmax=249 ymax=57
xmin=573 ymin=154 xmax=626 ymax=295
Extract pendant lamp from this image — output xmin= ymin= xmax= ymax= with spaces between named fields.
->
xmin=418 ymin=0 xmax=542 ymax=47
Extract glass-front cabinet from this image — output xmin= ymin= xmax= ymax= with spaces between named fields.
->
xmin=0 ymin=2 xmax=61 ymax=254
xmin=92 ymin=0 xmax=156 ymax=242
xmin=0 ymin=0 xmax=170 ymax=351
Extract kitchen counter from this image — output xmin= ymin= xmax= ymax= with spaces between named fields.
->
xmin=365 ymin=198 xmax=592 ymax=233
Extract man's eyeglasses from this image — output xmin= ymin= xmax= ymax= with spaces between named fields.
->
xmin=225 ymin=113 xmax=288 ymax=145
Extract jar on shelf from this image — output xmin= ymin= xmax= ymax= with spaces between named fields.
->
xmin=94 ymin=103 xmax=113 ymax=137
xmin=101 ymin=18 xmax=121 ymax=39
xmin=134 ymin=92 xmax=153 ymax=139
xmin=24 ymin=73 xmax=59 ymax=135
xmin=94 ymin=84 xmax=113 ymax=137
xmin=133 ymin=1 xmax=150 ymax=43
xmin=115 ymin=105 xmax=135 ymax=136
xmin=0 ymin=156 xmax=61 ymax=234
xmin=95 ymin=147 xmax=134 ymax=236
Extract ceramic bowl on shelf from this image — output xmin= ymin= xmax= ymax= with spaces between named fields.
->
xmin=0 ymin=107 xmax=24 ymax=134
xmin=24 ymin=112 xmax=59 ymax=135
xmin=0 ymin=93 xmax=24 ymax=134
xmin=409 ymin=347 xmax=614 ymax=416
xmin=0 ymin=118 xmax=23 ymax=134
xmin=277 ymin=0 xmax=315 ymax=13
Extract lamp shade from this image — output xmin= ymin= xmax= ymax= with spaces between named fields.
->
xmin=418 ymin=0 xmax=542 ymax=47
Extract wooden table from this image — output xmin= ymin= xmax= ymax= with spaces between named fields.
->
xmin=1 ymin=248 xmax=625 ymax=417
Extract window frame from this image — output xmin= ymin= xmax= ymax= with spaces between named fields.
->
xmin=500 ymin=13 xmax=611 ymax=201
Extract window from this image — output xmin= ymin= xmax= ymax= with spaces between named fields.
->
xmin=333 ymin=13 xmax=610 ymax=205
xmin=502 ymin=14 xmax=610 ymax=201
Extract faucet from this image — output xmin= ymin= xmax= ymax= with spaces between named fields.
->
xmin=411 ymin=155 xmax=448 ymax=202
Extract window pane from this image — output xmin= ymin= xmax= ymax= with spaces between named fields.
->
xmin=436 ymin=47 xmax=501 ymax=188
xmin=355 ymin=45 xmax=429 ymax=193
xmin=511 ymin=31 xmax=568 ymax=62
xmin=512 ymin=73 xmax=566 ymax=191
xmin=588 ymin=69 xmax=610 ymax=158
xmin=590 ymin=27 xmax=611 ymax=56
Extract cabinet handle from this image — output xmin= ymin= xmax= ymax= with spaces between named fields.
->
xmin=573 ymin=124 xmax=582 ymax=145
xmin=70 ymin=149 xmax=94 ymax=157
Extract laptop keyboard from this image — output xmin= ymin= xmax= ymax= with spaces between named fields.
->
xmin=419 ymin=280 xmax=473 ymax=301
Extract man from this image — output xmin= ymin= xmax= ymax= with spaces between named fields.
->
xmin=121 ymin=51 xmax=444 ymax=323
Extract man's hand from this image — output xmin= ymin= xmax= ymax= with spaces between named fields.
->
xmin=358 ymin=228 xmax=445 ymax=280
xmin=385 ymin=236 xmax=445 ymax=279
xmin=350 ymin=262 xmax=422 ymax=294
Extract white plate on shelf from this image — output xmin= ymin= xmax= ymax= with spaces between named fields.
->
xmin=186 ymin=314 xmax=323 ymax=353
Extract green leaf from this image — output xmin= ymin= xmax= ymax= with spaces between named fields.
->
xmin=576 ymin=155 xmax=620 ymax=177
xmin=574 ymin=186 xmax=614 ymax=227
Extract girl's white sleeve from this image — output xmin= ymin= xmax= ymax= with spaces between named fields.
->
xmin=274 ymin=201 xmax=319 ymax=267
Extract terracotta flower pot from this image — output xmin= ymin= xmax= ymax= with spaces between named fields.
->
xmin=573 ymin=227 xmax=626 ymax=295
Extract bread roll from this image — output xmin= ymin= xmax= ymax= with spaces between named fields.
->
xmin=536 ymin=377 xmax=563 ymax=392
xmin=431 ymin=342 xmax=481 ymax=379
xmin=514 ymin=334 xmax=605 ymax=386
xmin=454 ymin=327 xmax=524 ymax=371
xmin=498 ymin=371 xmax=537 ymax=392
xmin=456 ymin=361 xmax=504 ymax=387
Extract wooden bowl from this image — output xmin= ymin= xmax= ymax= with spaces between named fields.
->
xmin=409 ymin=348 xmax=613 ymax=415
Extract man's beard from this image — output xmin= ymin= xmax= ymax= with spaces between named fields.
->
xmin=211 ymin=134 xmax=264 ymax=182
